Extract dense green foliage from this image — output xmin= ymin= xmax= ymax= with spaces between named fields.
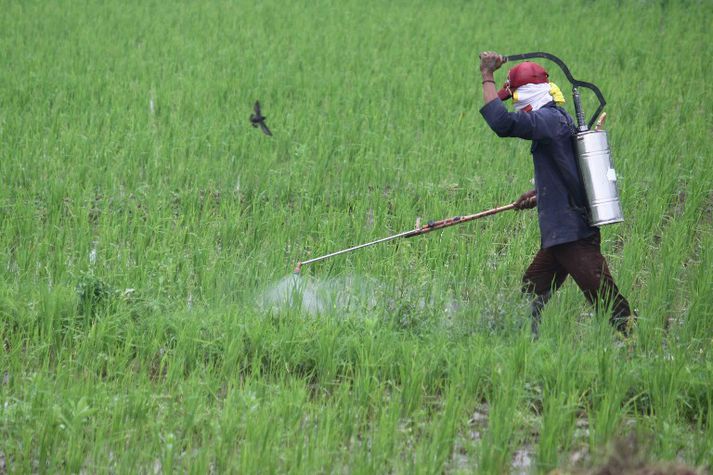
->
xmin=1 ymin=0 xmax=711 ymax=472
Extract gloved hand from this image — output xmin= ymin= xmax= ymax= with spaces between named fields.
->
xmin=514 ymin=189 xmax=537 ymax=210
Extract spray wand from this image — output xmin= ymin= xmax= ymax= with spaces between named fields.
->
xmin=293 ymin=202 xmax=517 ymax=274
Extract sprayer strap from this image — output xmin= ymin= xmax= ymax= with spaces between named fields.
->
xmin=552 ymin=107 xmax=592 ymax=223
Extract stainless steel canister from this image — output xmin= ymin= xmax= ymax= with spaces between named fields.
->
xmin=574 ymin=130 xmax=624 ymax=226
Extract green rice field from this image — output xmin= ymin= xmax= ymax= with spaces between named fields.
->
xmin=1 ymin=0 xmax=712 ymax=473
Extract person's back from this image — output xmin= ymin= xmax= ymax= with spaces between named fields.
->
xmin=481 ymin=97 xmax=594 ymax=249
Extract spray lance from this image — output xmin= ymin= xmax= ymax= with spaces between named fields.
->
xmin=504 ymin=52 xmax=624 ymax=226
xmin=293 ymin=202 xmax=517 ymax=274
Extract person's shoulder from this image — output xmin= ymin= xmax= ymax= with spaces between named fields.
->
xmin=530 ymin=104 xmax=562 ymax=125
xmin=534 ymin=103 xmax=561 ymax=117
xmin=553 ymin=105 xmax=574 ymax=121
xmin=540 ymin=104 xmax=574 ymax=134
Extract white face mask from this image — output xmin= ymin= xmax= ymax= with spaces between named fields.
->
xmin=512 ymin=83 xmax=553 ymax=112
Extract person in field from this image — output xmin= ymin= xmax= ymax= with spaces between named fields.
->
xmin=477 ymin=51 xmax=634 ymax=336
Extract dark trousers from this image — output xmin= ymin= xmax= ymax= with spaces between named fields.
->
xmin=521 ymin=232 xmax=633 ymax=334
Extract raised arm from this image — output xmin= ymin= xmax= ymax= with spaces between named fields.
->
xmin=479 ymin=51 xmax=506 ymax=105
xmin=478 ymin=51 xmax=560 ymax=142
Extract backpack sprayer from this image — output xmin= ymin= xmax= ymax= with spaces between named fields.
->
xmin=505 ymin=52 xmax=624 ymax=227
xmin=293 ymin=52 xmax=623 ymax=274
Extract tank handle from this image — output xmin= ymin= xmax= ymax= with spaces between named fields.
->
xmin=505 ymin=52 xmax=606 ymax=130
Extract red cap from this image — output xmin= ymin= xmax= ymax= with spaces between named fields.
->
xmin=508 ymin=61 xmax=549 ymax=89
xmin=497 ymin=82 xmax=512 ymax=101
xmin=497 ymin=62 xmax=549 ymax=100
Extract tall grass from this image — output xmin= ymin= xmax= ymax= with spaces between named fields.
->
xmin=1 ymin=0 xmax=712 ymax=472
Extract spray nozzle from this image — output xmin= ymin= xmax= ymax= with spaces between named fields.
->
xmin=293 ymin=262 xmax=302 ymax=275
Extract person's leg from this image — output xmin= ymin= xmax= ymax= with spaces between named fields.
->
xmin=522 ymin=249 xmax=568 ymax=336
xmin=552 ymin=233 xmax=634 ymax=334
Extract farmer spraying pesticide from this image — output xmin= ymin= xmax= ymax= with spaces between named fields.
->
xmin=291 ymin=50 xmax=635 ymax=335
xmin=478 ymin=51 xmax=634 ymax=336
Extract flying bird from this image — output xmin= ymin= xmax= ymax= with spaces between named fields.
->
xmin=250 ymin=101 xmax=272 ymax=136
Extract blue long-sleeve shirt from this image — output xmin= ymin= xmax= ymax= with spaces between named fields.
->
xmin=480 ymin=98 xmax=596 ymax=248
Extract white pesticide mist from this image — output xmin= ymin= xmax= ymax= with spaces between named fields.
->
xmin=257 ymin=272 xmax=528 ymax=331
xmin=259 ymin=274 xmax=381 ymax=315
xmin=258 ymin=273 xmax=471 ymax=321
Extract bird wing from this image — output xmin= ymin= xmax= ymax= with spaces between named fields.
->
xmin=259 ymin=121 xmax=272 ymax=137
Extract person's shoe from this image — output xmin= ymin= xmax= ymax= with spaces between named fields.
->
xmin=611 ymin=312 xmax=636 ymax=337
